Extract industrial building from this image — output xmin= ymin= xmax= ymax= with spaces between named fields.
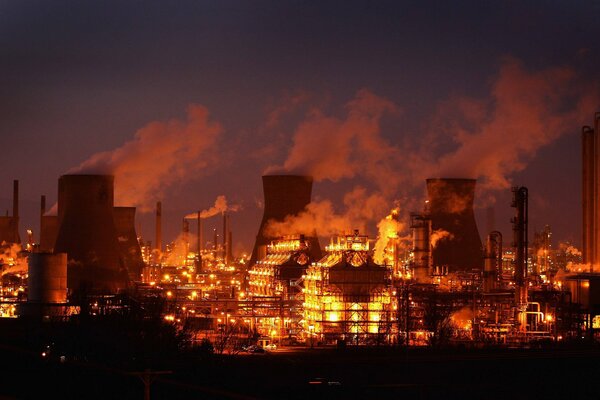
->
xmin=1 ymin=114 xmax=600 ymax=352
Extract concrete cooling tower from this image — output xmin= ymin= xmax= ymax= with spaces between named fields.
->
xmin=113 ymin=206 xmax=144 ymax=282
xmin=53 ymin=174 xmax=128 ymax=293
xmin=426 ymin=178 xmax=483 ymax=271
xmin=250 ymin=175 xmax=322 ymax=266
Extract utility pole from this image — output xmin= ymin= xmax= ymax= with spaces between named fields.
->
xmin=129 ymin=369 xmax=172 ymax=400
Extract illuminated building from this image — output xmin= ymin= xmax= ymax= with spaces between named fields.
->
xmin=303 ymin=232 xmax=395 ymax=345
xmin=248 ymin=235 xmax=315 ymax=299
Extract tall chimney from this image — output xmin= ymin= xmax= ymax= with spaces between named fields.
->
xmin=54 ymin=174 xmax=127 ymax=293
xmin=512 ymin=186 xmax=528 ymax=331
xmin=483 ymin=231 xmax=502 ymax=293
xmin=13 ymin=180 xmax=18 ymax=218
xmin=227 ymin=230 xmax=233 ymax=263
xmin=410 ymin=212 xmax=432 ymax=283
xmin=197 ymin=210 xmax=202 ymax=253
xmin=426 ymin=178 xmax=483 ymax=271
xmin=250 ymin=175 xmax=322 ymax=266
xmin=12 ymin=180 xmax=19 ymax=243
xmin=222 ymin=212 xmax=228 ymax=264
xmin=582 ymin=112 xmax=600 ymax=272
xmin=183 ymin=218 xmax=190 ymax=257
xmin=213 ymin=228 xmax=218 ymax=257
xmin=155 ymin=201 xmax=162 ymax=254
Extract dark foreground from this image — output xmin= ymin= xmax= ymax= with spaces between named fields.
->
xmin=2 ymin=344 xmax=600 ymax=400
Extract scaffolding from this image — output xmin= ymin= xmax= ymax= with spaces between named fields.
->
xmin=303 ymin=233 xmax=396 ymax=345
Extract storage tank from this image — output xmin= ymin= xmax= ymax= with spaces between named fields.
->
xmin=28 ymin=252 xmax=67 ymax=303
xmin=53 ymin=174 xmax=127 ymax=293
xmin=250 ymin=175 xmax=322 ymax=266
xmin=426 ymin=178 xmax=483 ymax=271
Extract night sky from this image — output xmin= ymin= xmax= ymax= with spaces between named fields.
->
xmin=1 ymin=1 xmax=599 ymax=254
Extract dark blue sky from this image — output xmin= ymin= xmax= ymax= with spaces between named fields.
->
xmin=1 ymin=1 xmax=599 ymax=253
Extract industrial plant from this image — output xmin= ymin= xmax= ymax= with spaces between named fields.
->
xmin=1 ymin=113 xmax=600 ymax=358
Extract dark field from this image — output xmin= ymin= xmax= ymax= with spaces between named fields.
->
xmin=2 ymin=344 xmax=599 ymax=399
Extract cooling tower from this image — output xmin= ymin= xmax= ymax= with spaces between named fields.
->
xmin=113 ymin=207 xmax=144 ymax=282
xmin=54 ymin=174 xmax=128 ymax=293
xmin=250 ymin=175 xmax=322 ymax=266
xmin=426 ymin=178 xmax=483 ymax=271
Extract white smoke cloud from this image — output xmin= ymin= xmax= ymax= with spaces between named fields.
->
xmin=421 ymin=57 xmax=599 ymax=190
xmin=185 ymin=195 xmax=241 ymax=219
xmin=70 ymin=104 xmax=222 ymax=211
xmin=430 ymin=229 xmax=454 ymax=249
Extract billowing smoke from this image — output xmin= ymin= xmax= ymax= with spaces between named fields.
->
xmin=263 ymin=58 xmax=597 ymax=253
xmin=265 ymin=89 xmax=401 ymax=195
xmin=185 ymin=195 xmax=240 ymax=219
xmin=264 ymin=200 xmax=354 ymax=238
xmin=0 ymin=242 xmax=27 ymax=276
xmin=0 ymin=242 xmax=22 ymax=266
xmin=163 ymin=233 xmax=190 ymax=267
xmin=69 ymin=104 xmax=222 ymax=211
xmin=264 ymin=186 xmax=390 ymax=239
xmin=565 ymin=245 xmax=582 ymax=257
xmin=430 ymin=229 xmax=453 ymax=249
xmin=424 ymin=57 xmax=599 ymax=190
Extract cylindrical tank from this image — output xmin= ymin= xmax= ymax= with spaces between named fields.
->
xmin=426 ymin=178 xmax=483 ymax=271
xmin=250 ymin=175 xmax=322 ymax=266
xmin=28 ymin=252 xmax=67 ymax=303
xmin=54 ymin=174 xmax=127 ymax=293
xmin=113 ymin=206 xmax=144 ymax=282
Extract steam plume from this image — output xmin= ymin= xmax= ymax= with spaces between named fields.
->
xmin=425 ymin=57 xmax=599 ymax=189
xmin=185 ymin=195 xmax=241 ymax=219
xmin=70 ymin=104 xmax=222 ymax=211
xmin=430 ymin=229 xmax=453 ymax=249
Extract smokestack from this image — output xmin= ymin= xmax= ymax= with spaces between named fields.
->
xmin=12 ymin=180 xmax=19 ymax=243
xmin=54 ymin=174 xmax=127 ymax=293
xmin=222 ymin=212 xmax=227 ymax=265
xmin=426 ymin=178 xmax=483 ymax=271
xmin=155 ymin=201 xmax=162 ymax=254
xmin=113 ymin=207 xmax=144 ymax=282
xmin=183 ymin=218 xmax=190 ymax=257
xmin=582 ymin=113 xmax=600 ymax=272
xmin=483 ymin=231 xmax=502 ymax=293
xmin=512 ymin=187 xmax=528 ymax=300
xmin=197 ymin=210 xmax=202 ymax=253
xmin=13 ymin=179 xmax=18 ymax=219
xmin=411 ymin=212 xmax=432 ymax=283
xmin=213 ymin=228 xmax=218 ymax=257
xmin=227 ymin=230 xmax=233 ymax=263
xmin=512 ymin=186 xmax=528 ymax=331
xmin=250 ymin=175 xmax=322 ymax=266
